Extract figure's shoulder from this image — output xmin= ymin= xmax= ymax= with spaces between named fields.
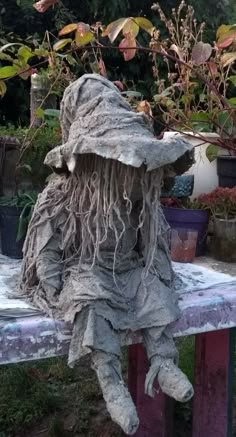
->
xmin=37 ymin=174 xmax=68 ymax=203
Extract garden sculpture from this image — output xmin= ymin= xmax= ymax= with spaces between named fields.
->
xmin=20 ymin=74 xmax=195 ymax=435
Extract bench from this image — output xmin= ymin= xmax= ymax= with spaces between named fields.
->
xmin=0 ymin=256 xmax=236 ymax=437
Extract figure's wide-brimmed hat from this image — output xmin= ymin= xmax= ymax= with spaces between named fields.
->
xmin=45 ymin=74 xmax=193 ymax=172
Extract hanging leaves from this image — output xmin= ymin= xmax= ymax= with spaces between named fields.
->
xmin=191 ymin=42 xmax=212 ymax=65
xmin=102 ymin=17 xmax=154 ymax=42
xmin=119 ymin=35 xmax=137 ymax=61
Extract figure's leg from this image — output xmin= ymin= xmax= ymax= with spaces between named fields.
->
xmin=143 ymin=326 xmax=194 ymax=402
xmin=91 ymin=316 xmax=139 ymax=435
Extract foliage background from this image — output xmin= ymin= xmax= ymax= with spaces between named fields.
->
xmin=0 ymin=0 xmax=235 ymax=126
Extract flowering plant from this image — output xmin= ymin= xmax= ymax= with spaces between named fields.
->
xmin=161 ymin=196 xmax=207 ymax=210
xmin=197 ymin=187 xmax=236 ymax=220
xmin=161 ymin=188 xmax=236 ymax=219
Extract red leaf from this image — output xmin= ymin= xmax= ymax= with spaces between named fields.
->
xmin=207 ymin=61 xmax=218 ymax=76
xmin=217 ymin=35 xmax=234 ymax=49
xmin=137 ymin=100 xmax=152 ymax=116
xmin=33 ymin=0 xmax=58 ymax=13
xmin=119 ymin=36 xmax=136 ymax=61
xmin=191 ymin=42 xmax=212 ymax=65
xmin=98 ymin=59 xmax=107 ymax=77
xmin=113 ymin=80 xmax=124 ymax=90
xmin=59 ymin=23 xmax=78 ymax=36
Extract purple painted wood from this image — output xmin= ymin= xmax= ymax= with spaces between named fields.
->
xmin=193 ymin=329 xmax=235 ymax=437
xmin=1 ymin=283 xmax=236 ymax=365
xmin=128 ymin=344 xmax=174 ymax=437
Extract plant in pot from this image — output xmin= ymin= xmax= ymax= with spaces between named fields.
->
xmin=161 ymin=196 xmax=209 ymax=257
xmin=148 ymin=3 xmax=236 ymax=191
xmin=0 ymin=192 xmax=38 ymax=259
xmin=0 ymin=124 xmax=60 ymax=259
xmin=0 ymin=124 xmax=61 ymax=194
xmin=197 ymin=187 xmax=236 ymax=262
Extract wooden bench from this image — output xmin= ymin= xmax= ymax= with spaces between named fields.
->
xmin=0 ymin=258 xmax=236 ymax=437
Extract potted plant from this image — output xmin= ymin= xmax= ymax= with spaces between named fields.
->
xmin=161 ymin=197 xmax=209 ymax=257
xmin=148 ymin=3 xmax=236 ymax=190
xmin=197 ymin=187 xmax=236 ymax=262
xmin=0 ymin=192 xmax=37 ymax=258
xmin=0 ymin=125 xmax=61 ymax=193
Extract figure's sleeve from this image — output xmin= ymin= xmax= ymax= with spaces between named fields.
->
xmin=36 ymin=227 xmax=63 ymax=298
xmin=137 ymin=206 xmax=174 ymax=285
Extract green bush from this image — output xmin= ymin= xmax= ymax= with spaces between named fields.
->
xmin=0 ymin=125 xmax=61 ymax=188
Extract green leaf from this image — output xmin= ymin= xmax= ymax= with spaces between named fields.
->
xmin=102 ymin=18 xmax=129 ymax=43
xmin=0 ymin=43 xmax=23 ymax=52
xmin=121 ymin=91 xmax=142 ymax=98
xmin=206 ymin=144 xmax=218 ymax=162
xmin=122 ymin=18 xmax=139 ymax=38
xmin=228 ymin=97 xmax=236 ymax=106
xmin=75 ymin=24 xmax=94 ymax=46
xmin=19 ymin=163 xmax=32 ymax=173
xmin=217 ymin=27 xmax=236 ymax=48
xmin=17 ymin=45 xmax=33 ymax=63
xmin=0 ymin=52 xmax=14 ymax=62
xmin=228 ymin=75 xmax=236 ymax=86
xmin=44 ymin=108 xmax=60 ymax=118
xmin=53 ymin=38 xmax=72 ymax=51
xmin=216 ymin=24 xmax=232 ymax=40
xmin=221 ymin=52 xmax=236 ymax=67
xmin=133 ymin=17 xmax=154 ymax=35
xmin=0 ymin=80 xmax=7 ymax=97
xmin=0 ymin=66 xmax=18 ymax=79
xmin=34 ymin=48 xmax=49 ymax=57
xmin=35 ymin=107 xmax=45 ymax=118
xmin=190 ymin=113 xmax=210 ymax=122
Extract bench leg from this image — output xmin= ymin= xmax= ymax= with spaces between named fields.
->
xmin=193 ymin=329 xmax=235 ymax=437
xmin=128 ymin=344 xmax=174 ymax=437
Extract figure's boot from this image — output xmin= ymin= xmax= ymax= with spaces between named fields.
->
xmin=91 ymin=351 xmax=139 ymax=435
xmin=145 ymin=356 xmax=194 ymax=403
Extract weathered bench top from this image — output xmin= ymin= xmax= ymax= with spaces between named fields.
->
xmin=0 ymin=256 xmax=235 ymax=365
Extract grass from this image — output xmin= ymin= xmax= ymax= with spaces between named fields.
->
xmin=0 ymin=338 xmax=196 ymax=437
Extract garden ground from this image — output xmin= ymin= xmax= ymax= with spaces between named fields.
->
xmin=0 ymin=338 xmax=195 ymax=437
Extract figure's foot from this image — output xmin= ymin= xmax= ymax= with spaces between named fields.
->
xmin=158 ymin=360 xmax=194 ymax=402
xmin=145 ymin=357 xmax=194 ymax=403
xmin=92 ymin=351 xmax=139 ymax=435
xmin=104 ymin=380 xmax=139 ymax=435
